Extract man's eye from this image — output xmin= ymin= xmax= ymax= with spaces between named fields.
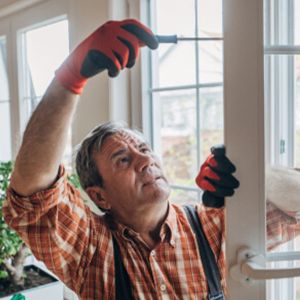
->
xmin=119 ymin=157 xmax=130 ymax=164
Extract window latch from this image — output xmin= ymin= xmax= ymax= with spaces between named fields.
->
xmin=230 ymin=246 xmax=300 ymax=285
xmin=280 ymin=139 xmax=285 ymax=154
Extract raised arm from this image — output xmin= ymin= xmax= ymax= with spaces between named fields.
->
xmin=10 ymin=19 xmax=158 ymax=196
xmin=11 ymin=80 xmax=78 ymax=196
xmin=266 ymin=167 xmax=300 ymax=215
xmin=266 ymin=167 xmax=300 ymax=250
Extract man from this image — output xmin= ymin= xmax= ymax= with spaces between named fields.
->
xmin=2 ymin=19 xmax=299 ymax=299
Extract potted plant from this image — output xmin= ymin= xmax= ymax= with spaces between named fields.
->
xmin=0 ymin=161 xmax=64 ymax=300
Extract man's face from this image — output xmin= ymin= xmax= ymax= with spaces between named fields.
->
xmin=93 ymin=130 xmax=170 ymax=216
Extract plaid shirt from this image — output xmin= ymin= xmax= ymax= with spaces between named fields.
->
xmin=266 ymin=201 xmax=300 ymax=251
xmin=3 ymin=166 xmax=299 ymax=299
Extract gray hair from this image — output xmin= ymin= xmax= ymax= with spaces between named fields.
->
xmin=75 ymin=121 xmax=146 ymax=190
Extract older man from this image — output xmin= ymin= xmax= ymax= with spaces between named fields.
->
xmin=2 ymin=19 xmax=299 ymax=300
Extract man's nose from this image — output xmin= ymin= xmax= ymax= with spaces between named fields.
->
xmin=135 ymin=152 xmax=154 ymax=172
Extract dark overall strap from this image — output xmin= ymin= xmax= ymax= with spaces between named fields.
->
xmin=112 ymin=236 xmax=134 ymax=300
xmin=183 ymin=205 xmax=225 ymax=300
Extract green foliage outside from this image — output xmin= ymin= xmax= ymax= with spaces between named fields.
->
xmin=0 ymin=161 xmax=23 ymax=281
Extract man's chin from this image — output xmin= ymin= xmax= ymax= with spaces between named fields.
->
xmin=145 ymin=185 xmax=170 ymax=203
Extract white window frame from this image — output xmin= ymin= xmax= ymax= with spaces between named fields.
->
xmin=264 ymin=0 xmax=299 ymax=167
xmin=128 ymin=0 xmax=225 ymax=204
xmin=0 ymin=19 xmax=13 ymax=161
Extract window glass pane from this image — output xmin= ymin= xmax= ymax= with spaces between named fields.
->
xmin=267 ymin=260 xmax=300 ymax=299
xmin=268 ymin=0 xmax=299 ymax=46
xmin=295 ymin=0 xmax=300 ymax=45
xmin=23 ymin=19 xmax=69 ymax=97
xmin=154 ymin=90 xmax=197 ymax=187
xmin=266 ymin=55 xmax=293 ymax=166
xmin=20 ymin=19 xmax=69 ymax=127
xmin=153 ymin=42 xmax=196 ymax=88
xmin=155 ymin=0 xmax=195 ymax=37
xmin=198 ymin=0 xmax=223 ymax=38
xmin=0 ymin=102 xmax=12 ymax=161
xmin=19 ymin=19 xmax=71 ymax=167
xmin=296 ymin=56 xmax=300 ymax=167
xmin=199 ymin=87 xmax=224 ymax=162
xmin=0 ymin=37 xmax=11 ymax=161
xmin=0 ymin=38 xmax=8 ymax=101
xmin=198 ymin=41 xmax=223 ymax=84
xmin=170 ymin=189 xmax=199 ymax=205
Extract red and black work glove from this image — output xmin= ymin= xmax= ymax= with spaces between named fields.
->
xmin=55 ymin=19 xmax=159 ymax=94
xmin=195 ymin=145 xmax=240 ymax=208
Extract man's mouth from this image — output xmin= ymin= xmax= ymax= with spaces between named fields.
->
xmin=143 ymin=176 xmax=162 ymax=186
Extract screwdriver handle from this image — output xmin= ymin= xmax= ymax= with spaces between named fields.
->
xmin=155 ymin=35 xmax=178 ymax=44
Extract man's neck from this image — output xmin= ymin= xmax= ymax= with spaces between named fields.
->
xmin=114 ymin=201 xmax=169 ymax=248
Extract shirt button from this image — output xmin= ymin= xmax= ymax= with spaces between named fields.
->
xmin=150 ymin=250 xmax=156 ymax=257
xmin=160 ymin=284 xmax=166 ymax=292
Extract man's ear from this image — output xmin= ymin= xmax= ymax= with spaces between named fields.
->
xmin=85 ymin=186 xmax=111 ymax=211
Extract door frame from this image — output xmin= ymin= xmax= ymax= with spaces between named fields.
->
xmin=223 ymin=0 xmax=266 ymax=299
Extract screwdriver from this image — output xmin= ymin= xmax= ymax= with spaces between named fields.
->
xmin=155 ymin=35 xmax=223 ymax=44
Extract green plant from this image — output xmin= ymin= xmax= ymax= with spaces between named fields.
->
xmin=0 ymin=161 xmax=81 ymax=289
xmin=0 ymin=161 xmax=28 ymax=287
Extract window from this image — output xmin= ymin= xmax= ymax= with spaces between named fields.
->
xmin=0 ymin=37 xmax=12 ymax=161
xmin=147 ymin=0 xmax=223 ymax=205
xmin=18 ymin=18 xmax=71 ymax=166
xmin=265 ymin=0 xmax=300 ymax=298
xmin=143 ymin=0 xmax=300 ymax=298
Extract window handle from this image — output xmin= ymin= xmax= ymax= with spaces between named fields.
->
xmin=230 ymin=246 xmax=300 ymax=284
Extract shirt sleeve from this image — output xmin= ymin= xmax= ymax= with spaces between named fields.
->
xmin=2 ymin=165 xmax=106 ymax=294
xmin=266 ymin=200 xmax=300 ymax=251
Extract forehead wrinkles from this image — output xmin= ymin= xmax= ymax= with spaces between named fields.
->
xmin=101 ymin=131 xmax=143 ymax=157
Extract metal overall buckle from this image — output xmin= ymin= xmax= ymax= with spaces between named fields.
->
xmin=208 ymin=292 xmax=225 ymax=300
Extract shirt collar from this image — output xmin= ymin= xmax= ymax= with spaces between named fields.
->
xmin=104 ymin=203 xmax=179 ymax=247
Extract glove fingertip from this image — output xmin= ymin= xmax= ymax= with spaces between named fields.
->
xmin=122 ymin=23 xmax=159 ymax=50
xmin=234 ymin=179 xmax=240 ymax=188
xmin=108 ymin=69 xmax=120 ymax=78
xmin=126 ymin=59 xmax=136 ymax=68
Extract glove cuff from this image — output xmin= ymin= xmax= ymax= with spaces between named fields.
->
xmin=55 ymin=62 xmax=87 ymax=95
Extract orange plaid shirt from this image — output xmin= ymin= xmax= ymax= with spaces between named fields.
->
xmin=3 ymin=166 xmax=299 ymax=299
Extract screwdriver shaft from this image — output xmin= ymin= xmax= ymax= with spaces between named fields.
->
xmin=156 ymin=35 xmax=223 ymax=44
